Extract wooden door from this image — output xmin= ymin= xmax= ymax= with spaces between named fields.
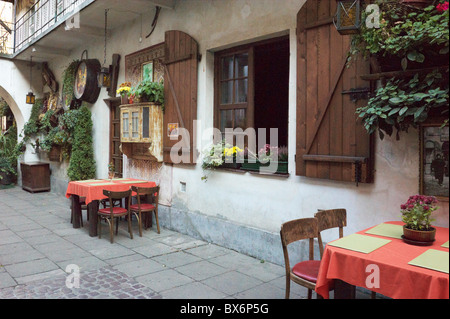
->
xmin=163 ymin=30 xmax=199 ymax=164
xmin=110 ymin=100 xmax=123 ymax=177
xmin=296 ymin=0 xmax=374 ymax=184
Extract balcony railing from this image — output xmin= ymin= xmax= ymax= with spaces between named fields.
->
xmin=0 ymin=19 xmax=13 ymax=55
xmin=14 ymin=0 xmax=92 ymax=53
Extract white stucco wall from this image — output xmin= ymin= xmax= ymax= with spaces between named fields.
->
xmin=1 ymin=0 xmax=448 ymax=246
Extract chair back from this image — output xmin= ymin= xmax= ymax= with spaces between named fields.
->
xmin=103 ymin=189 xmax=132 ymax=201
xmin=280 ymin=218 xmax=318 ymax=272
xmin=131 ymin=185 xmax=160 ymax=206
xmin=314 ymin=209 xmax=347 ymax=258
xmin=102 ymin=189 xmax=131 ymax=216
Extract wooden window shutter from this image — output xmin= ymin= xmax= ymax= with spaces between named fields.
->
xmin=163 ymin=30 xmax=199 ymax=164
xmin=296 ymin=0 xmax=374 ymax=184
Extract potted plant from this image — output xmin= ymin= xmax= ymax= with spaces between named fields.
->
xmin=201 ymin=141 xmax=243 ymax=180
xmin=0 ymin=126 xmax=20 ymax=186
xmin=67 ymin=105 xmax=96 ymax=181
xmin=242 ymin=144 xmax=289 ymax=174
xmin=117 ymin=82 xmax=132 ymax=105
xmin=130 ymin=79 xmax=165 ymax=111
xmin=108 ymin=161 xmax=115 ymax=180
xmin=400 ymin=194 xmax=439 ymax=244
xmin=222 ymin=144 xmax=244 ymax=169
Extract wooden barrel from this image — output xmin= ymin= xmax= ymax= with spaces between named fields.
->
xmin=73 ymin=59 xmax=101 ymax=104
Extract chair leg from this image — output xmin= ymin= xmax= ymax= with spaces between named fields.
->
xmin=109 ymin=218 xmax=114 ymax=244
xmin=128 ymin=213 xmax=133 ymax=239
xmin=154 ymin=208 xmax=160 ymax=234
xmin=285 ymin=277 xmax=290 ymax=299
xmin=98 ymin=215 xmax=102 ymax=239
xmin=138 ymin=211 xmax=143 ymax=237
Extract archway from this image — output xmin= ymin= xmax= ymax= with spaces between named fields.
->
xmin=0 ymin=85 xmax=25 ymax=132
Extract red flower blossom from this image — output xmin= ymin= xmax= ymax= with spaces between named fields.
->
xmin=437 ymin=1 xmax=449 ymax=12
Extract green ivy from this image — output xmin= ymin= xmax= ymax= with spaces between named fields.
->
xmin=67 ymin=105 xmax=96 ymax=181
xmin=62 ymin=60 xmax=80 ymax=107
xmin=357 ymin=70 xmax=449 ymax=138
xmin=351 ymin=1 xmax=449 ymax=69
xmin=351 ymin=1 xmax=449 ymax=137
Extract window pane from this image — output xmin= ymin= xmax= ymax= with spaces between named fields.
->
xmin=132 ymin=112 xmax=139 ymax=138
xmin=220 ymin=110 xmax=233 ymax=132
xmin=142 ymin=107 xmax=149 ymax=138
xmin=235 ymin=54 xmax=248 ymax=78
xmin=123 ymin=113 xmax=129 ymax=138
xmin=234 ymin=109 xmax=246 ymax=130
xmin=221 ymin=56 xmax=234 ymax=80
xmin=221 ymin=81 xmax=233 ymax=104
xmin=235 ymin=79 xmax=248 ymax=103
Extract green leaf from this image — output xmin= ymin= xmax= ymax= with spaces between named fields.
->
xmin=413 ymin=93 xmax=428 ymax=101
xmin=388 ymin=108 xmax=401 ymax=116
xmin=401 ymin=57 xmax=408 ymax=71
xmin=389 ymin=97 xmax=403 ymax=105
xmin=407 ymin=50 xmax=418 ymax=61
xmin=399 ymin=106 xmax=409 ymax=116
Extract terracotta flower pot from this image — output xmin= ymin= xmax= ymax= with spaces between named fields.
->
xmin=121 ymin=94 xmax=129 ymax=105
xmin=403 ymin=225 xmax=436 ymax=243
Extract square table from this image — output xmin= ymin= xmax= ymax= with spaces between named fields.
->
xmin=315 ymin=221 xmax=449 ymax=299
xmin=65 ymin=178 xmax=157 ymax=237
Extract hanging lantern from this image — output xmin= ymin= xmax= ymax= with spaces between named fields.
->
xmin=26 ymin=56 xmax=35 ymax=104
xmin=97 ymin=66 xmax=111 ymax=88
xmin=26 ymin=92 xmax=35 ymax=105
xmin=334 ymin=0 xmax=362 ymax=35
xmin=98 ymin=9 xmax=110 ymax=88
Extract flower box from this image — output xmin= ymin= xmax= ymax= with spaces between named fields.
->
xmin=221 ymin=162 xmax=241 ymax=170
xmin=241 ymin=160 xmax=288 ymax=174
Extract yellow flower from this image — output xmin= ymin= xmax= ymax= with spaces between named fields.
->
xmin=117 ymin=87 xmax=131 ymax=95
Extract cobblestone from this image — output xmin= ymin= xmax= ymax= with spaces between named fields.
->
xmin=0 ymin=266 xmax=161 ymax=299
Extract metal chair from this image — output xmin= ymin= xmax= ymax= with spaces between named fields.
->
xmin=130 ymin=185 xmax=160 ymax=236
xmin=97 ymin=189 xmax=133 ymax=243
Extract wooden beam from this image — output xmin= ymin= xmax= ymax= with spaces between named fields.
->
xmin=303 ymin=154 xmax=367 ymax=163
xmin=360 ymin=65 xmax=449 ymax=81
xmin=148 ymin=0 xmax=175 ymax=9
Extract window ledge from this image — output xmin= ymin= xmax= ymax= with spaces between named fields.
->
xmin=212 ymin=167 xmax=290 ymax=178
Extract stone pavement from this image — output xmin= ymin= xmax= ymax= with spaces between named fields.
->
xmin=0 ymin=186 xmax=313 ymax=299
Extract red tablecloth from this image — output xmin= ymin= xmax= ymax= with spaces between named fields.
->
xmin=315 ymin=221 xmax=449 ymax=299
xmin=65 ymin=179 xmax=157 ymax=204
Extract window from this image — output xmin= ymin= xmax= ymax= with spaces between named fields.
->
xmin=214 ymin=36 xmax=290 ymax=153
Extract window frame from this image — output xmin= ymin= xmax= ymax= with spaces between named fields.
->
xmin=214 ymin=46 xmax=255 ymax=136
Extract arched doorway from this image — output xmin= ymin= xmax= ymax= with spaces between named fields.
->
xmin=0 ymin=86 xmax=24 ymax=186
xmin=0 ymin=85 xmax=25 ymax=131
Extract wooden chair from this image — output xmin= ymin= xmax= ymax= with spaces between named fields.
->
xmin=280 ymin=217 xmax=322 ymax=299
xmin=97 ymin=189 xmax=133 ymax=243
xmin=314 ymin=209 xmax=347 ymax=258
xmin=129 ymin=186 xmax=160 ymax=236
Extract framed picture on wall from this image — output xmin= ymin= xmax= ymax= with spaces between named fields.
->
xmin=420 ymin=123 xmax=449 ymax=201
xmin=142 ymin=61 xmax=154 ymax=81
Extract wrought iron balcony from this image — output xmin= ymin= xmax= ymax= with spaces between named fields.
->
xmin=14 ymin=0 xmax=94 ymax=54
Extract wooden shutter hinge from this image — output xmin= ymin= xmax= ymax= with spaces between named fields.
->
xmin=341 ymin=87 xmax=370 ymax=102
xmin=352 ymin=160 xmax=369 ymax=186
